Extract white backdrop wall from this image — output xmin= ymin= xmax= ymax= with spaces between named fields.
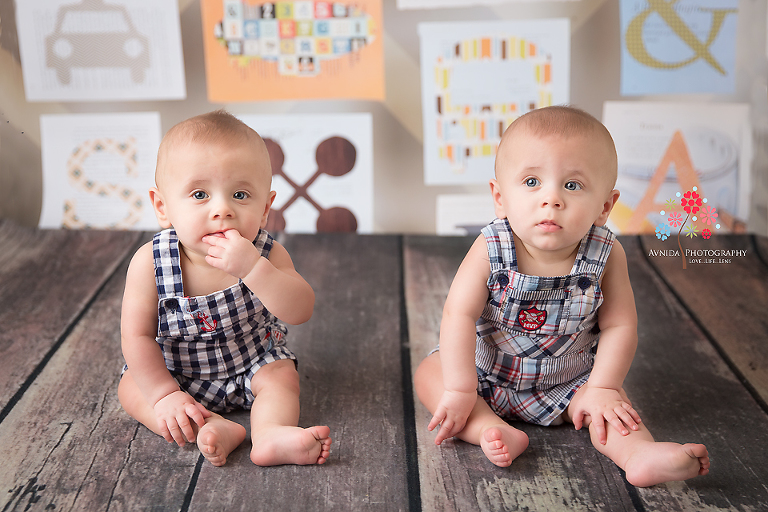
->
xmin=1 ymin=0 xmax=766 ymax=234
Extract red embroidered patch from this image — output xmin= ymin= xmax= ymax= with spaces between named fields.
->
xmin=518 ymin=307 xmax=546 ymax=331
xmin=196 ymin=312 xmax=218 ymax=332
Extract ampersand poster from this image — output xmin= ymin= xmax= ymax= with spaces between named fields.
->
xmin=200 ymin=0 xmax=384 ymax=101
xmin=620 ymin=0 xmax=739 ymax=95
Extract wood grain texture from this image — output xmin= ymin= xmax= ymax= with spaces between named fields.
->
xmin=188 ymin=234 xmax=412 ymax=511
xmin=620 ymin=235 xmax=768 ymax=511
xmin=754 ymin=234 xmax=768 ymax=267
xmin=640 ymin=234 xmax=768 ymax=408
xmin=2 ymin=229 xmax=767 ymax=512
xmin=403 ymin=236 xmax=635 ymax=512
xmin=0 ymin=247 xmax=200 ymax=512
xmin=405 ymin=235 xmax=768 ymax=512
xmin=0 ymin=220 xmax=141 ymax=411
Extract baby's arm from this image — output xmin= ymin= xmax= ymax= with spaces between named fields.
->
xmin=121 ymin=243 xmax=209 ymax=445
xmin=429 ymin=235 xmax=491 ymax=445
xmin=203 ymin=230 xmax=314 ymax=325
xmin=570 ymin=240 xmax=642 ymax=444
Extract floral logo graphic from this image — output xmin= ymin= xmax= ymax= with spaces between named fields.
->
xmin=655 ymin=187 xmax=720 ymax=269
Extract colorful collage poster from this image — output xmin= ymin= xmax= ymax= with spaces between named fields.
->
xmin=16 ymin=0 xmax=186 ymax=102
xmin=620 ymin=0 xmax=739 ymax=95
xmin=419 ymin=19 xmax=570 ymax=185
xmin=39 ymin=112 xmax=162 ymax=230
xmin=603 ymin=101 xmax=751 ymax=235
xmin=238 ymin=113 xmax=374 ymax=233
xmin=201 ymin=0 xmax=385 ymax=102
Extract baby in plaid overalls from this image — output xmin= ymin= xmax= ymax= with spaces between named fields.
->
xmin=414 ymin=106 xmax=709 ymax=487
xmin=119 ymin=110 xmax=331 ymax=467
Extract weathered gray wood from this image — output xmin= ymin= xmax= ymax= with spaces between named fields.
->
xmin=0 ymin=244 xmax=200 ymax=511
xmin=405 ymin=234 xmax=768 ymax=512
xmin=0 ymin=220 xmax=141 ymax=411
xmin=639 ymin=234 xmax=768 ymax=407
xmin=403 ymin=236 xmax=636 ymax=512
xmin=622 ymin=235 xmax=768 ymax=511
xmin=2 ymin=229 xmax=767 ymax=511
xmin=187 ymin=234 xmax=411 ymax=511
xmin=754 ymin=234 xmax=768 ymax=268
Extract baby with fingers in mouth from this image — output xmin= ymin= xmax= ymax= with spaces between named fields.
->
xmin=119 ymin=109 xmax=331 ymax=467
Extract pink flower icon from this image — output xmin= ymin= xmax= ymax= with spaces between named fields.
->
xmin=700 ymin=205 xmax=718 ymax=225
xmin=681 ymin=190 xmax=702 ymax=215
xmin=702 ymin=228 xmax=712 ymax=239
xmin=668 ymin=211 xmax=684 ymax=228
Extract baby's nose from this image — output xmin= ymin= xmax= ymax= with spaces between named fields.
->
xmin=211 ymin=199 xmax=234 ymax=218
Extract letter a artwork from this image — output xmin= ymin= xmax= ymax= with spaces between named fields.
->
xmin=621 ymin=131 xmax=701 ymax=234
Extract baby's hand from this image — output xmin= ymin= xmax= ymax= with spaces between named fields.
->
xmin=203 ymin=229 xmax=260 ymax=278
xmin=153 ymin=390 xmax=211 ymax=446
xmin=428 ymin=389 xmax=477 ymax=445
xmin=570 ymin=385 xmax=641 ymax=445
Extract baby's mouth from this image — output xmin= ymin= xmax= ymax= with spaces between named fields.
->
xmin=537 ymin=220 xmax=561 ymax=232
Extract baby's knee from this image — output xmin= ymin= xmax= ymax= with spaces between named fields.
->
xmin=117 ymin=370 xmax=141 ymax=409
xmin=253 ymin=360 xmax=301 ymax=395
xmin=414 ymin=353 xmax=442 ymax=394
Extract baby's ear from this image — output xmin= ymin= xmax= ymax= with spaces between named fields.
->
xmin=595 ymin=189 xmax=620 ymax=226
xmin=260 ymin=190 xmax=277 ymax=229
xmin=149 ymin=188 xmax=172 ymax=229
xmin=489 ymin=179 xmax=507 ymax=219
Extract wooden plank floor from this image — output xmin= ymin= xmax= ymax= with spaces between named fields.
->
xmin=1 ymin=220 xmax=767 ymax=511
xmin=0 ymin=221 xmax=141 ymax=415
xmin=404 ymin=234 xmax=768 ymax=512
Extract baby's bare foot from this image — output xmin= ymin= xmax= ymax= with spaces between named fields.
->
xmin=196 ymin=416 xmax=247 ymax=467
xmin=250 ymin=425 xmax=332 ymax=466
xmin=625 ymin=442 xmax=710 ymax=487
xmin=480 ymin=425 xmax=529 ymax=468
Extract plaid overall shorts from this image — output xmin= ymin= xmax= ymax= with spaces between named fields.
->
xmin=475 ymin=218 xmax=615 ymax=425
xmin=150 ymin=228 xmax=297 ymax=413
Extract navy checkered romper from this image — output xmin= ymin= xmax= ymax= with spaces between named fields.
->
xmin=475 ymin=218 xmax=615 ymax=425
xmin=151 ymin=228 xmax=297 ymax=413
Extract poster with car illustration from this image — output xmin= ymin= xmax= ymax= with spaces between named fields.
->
xmin=16 ymin=0 xmax=185 ymax=102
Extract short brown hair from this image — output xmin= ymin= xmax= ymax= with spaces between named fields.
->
xmin=496 ymin=105 xmax=617 ymax=185
xmin=155 ymin=109 xmax=267 ymax=184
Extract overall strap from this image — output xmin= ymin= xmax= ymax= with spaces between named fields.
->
xmin=153 ymin=229 xmax=184 ymax=299
xmin=481 ymin=218 xmax=517 ymax=273
xmin=571 ymin=225 xmax=616 ymax=278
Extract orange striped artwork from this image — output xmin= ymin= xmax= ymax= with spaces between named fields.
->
xmin=420 ymin=20 xmax=569 ymax=184
xmin=481 ymin=38 xmax=491 ymax=58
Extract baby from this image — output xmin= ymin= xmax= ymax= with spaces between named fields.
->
xmin=414 ymin=106 xmax=709 ymax=487
xmin=118 ymin=110 xmax=331 ymax=467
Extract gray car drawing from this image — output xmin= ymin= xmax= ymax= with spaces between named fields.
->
xmin=45 ymin=0 xmax=149 ymax=85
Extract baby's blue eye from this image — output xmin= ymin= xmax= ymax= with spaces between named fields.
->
xmin=565 ymin=181 xmax=582 ymax=191
xmin=233 ymin=191 xmax=247 ymax=200
xmin=193 ymin=191 xmax=207 ymax=200
xmin=525 ymin=178 xmax=540 ymax=187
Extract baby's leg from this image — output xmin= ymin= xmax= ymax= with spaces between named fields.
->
xmin=118 ymin=369 xmax=246 ymax=466
xmin=248 ymin=360 xmax=332 ymax=466
xmin=566 ymin=388 xmax=710 ymax=487
xmin=414 ymin=352 xmax=529 ymax=467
